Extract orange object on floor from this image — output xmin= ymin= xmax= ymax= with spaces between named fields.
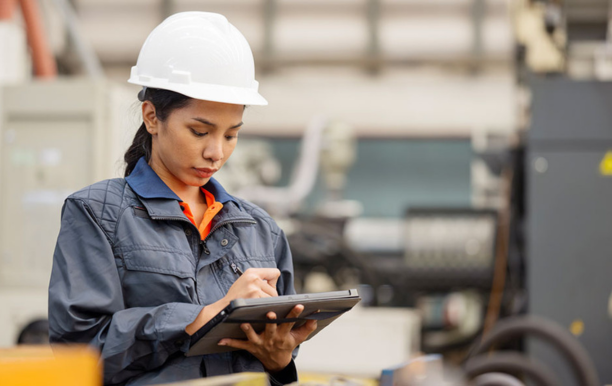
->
xmin=0 ymin=345 xmax=101 ymax=386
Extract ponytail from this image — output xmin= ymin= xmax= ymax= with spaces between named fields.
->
xmin=123 ymin=88 xmax=192 ymax=177
xmin=123 ymin=122 xmax=152 ymax=177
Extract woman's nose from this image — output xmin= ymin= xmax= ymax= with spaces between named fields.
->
xmin=203 ymin=137 xmax=224 ymax=162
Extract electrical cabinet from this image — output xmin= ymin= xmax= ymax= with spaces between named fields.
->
xmin=0 ymin=79 xmax=136 ymax=346
xmin=527 ymin=78 xmax=612 ymax=385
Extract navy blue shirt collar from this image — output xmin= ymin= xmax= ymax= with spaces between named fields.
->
xmin=125 ymin=157 xmax=240 ymax=206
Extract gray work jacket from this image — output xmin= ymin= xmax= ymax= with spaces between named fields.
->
xmin=48 ymin=157 xmax=297 ymax=385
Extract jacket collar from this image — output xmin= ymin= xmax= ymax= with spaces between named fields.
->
xmin=125 ymin=157 xmax=181 ymax=201
xmin=125 ymin=157 xmax=247 ymax=221
xmin=126 ymin=157 xmax=240 ymax=204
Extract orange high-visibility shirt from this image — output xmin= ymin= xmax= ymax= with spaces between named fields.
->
xmin=179 ymin=188 xmax=223 ymax=239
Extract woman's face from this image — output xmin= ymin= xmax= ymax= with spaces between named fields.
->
xmin=144 ymin=98 xmax=244 ymax=189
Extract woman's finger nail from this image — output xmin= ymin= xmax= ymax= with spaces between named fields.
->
xmin=218 ymin=340 xmax=227 ymax=346
xmin=242 ymin=324 xmax=249 ymax=330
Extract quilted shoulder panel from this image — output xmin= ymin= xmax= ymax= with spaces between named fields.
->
xmin=68 ymin=178 xmax=130 ymax=238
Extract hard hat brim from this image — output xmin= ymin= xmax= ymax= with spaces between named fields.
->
xmin=128 ymin=77 xmax=268 ymax=106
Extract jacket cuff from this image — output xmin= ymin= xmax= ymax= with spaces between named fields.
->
xmin=267 ymin=360 xmax=298 ymax=386
xmin=158 ymin=302 xmax=204 ymax=353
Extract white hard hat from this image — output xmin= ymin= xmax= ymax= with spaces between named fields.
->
xmin=128 ymin=12 xmax=267 ymax=106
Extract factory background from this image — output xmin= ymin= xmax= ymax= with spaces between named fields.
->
xmin=1 ymin=0 xmax=611 ymax=385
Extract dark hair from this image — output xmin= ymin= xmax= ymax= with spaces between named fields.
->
xmin=124 ymin=88 xmax=192 ymax=176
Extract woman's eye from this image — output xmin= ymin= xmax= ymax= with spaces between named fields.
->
xmin=225 ymin=135 xmax=238 ymax=141
xmin=190 ymin=128 xmax=207 ymax=137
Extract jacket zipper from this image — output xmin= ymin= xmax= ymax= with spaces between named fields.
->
xmin=230 ymin=262 xmax=244 ymax=276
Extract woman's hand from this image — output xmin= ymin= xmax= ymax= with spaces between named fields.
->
xmin=217 ymin=304 xmax=318 ymax=372
xmin=186 ymin=268 xmax=281 ymax=335
xmin=223 ymin=268 xmax=281 ymax=301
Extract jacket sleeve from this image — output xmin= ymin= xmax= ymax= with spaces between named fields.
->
xmin=270 ymin=227 xmax=299 ymax=385
xmin=273 ymin=228 xmax=296 ymax=298
xmin=48 ymin=198 xmax=204 ymax=385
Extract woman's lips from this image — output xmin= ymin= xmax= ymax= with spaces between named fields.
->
xmin=193 ymin=168 xmax=217 ymax=178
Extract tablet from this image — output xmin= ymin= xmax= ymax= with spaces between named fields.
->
xmin=186 ymin=289 xmax=361 ymax=356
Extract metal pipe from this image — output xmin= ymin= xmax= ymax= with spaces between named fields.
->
xmin=19 ymin=0 xmax=57 ymax=78
xmin=0 ymin=0 xmax=18 ymax=20
xmin=236 ymin=115 xmax=328 ymax=215
xmin=52 ymin=0 xmax=104 ymax=78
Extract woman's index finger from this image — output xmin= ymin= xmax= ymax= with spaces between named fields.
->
xmin=254 ymin=268 xmax=280 ymax=288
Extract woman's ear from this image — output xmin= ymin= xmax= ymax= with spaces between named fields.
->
xmin=142 ymin=101 xmax=159 ymax=135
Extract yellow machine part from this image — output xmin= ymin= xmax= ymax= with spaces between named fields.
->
xmin=298 ymin=372 xmax=378 ymax=386
xmin=161 ymin=372 xmax=270 ymax=386
xmin=0 ymin=345 xmax=101 ymax=386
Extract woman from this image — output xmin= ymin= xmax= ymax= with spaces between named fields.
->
xmin=48 ymin=12 xmax=316 ymax=386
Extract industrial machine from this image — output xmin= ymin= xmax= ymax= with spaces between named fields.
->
xmin=526 ymin=78 xmax=612 ymax=385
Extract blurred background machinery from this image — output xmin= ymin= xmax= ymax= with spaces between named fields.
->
xmin=0 ymin=0 xmax=524 ymax=365
xmin=4 ymin=0 xmax=612 ymax=384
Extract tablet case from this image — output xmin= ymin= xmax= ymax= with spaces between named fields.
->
xmin=186 ymin=289 xmax=361 ymax=356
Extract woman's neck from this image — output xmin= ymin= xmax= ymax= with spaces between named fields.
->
xmin=148 ymin=157 xmax=206 ymax=205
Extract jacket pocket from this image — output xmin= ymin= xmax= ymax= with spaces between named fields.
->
xmin=214 ymin=255 xmax=278 ymax=295
xmin=122 ymin=249 xmax=197 ymax=307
